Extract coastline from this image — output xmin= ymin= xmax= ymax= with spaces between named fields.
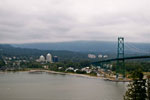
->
xmin=0 ymin=69 xmax=131 ymax=82
xmin=29 ymin=69 xmax=102 ymax=79
xmin=29 ymin=70 xmax=131 ymax=82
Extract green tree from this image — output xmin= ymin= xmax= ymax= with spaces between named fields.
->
xmin=124 ymin=69 xmax=147 ymax=100
xmin=147 ymin=75 xmax=150 ymax=100
xmin=0 ymin=60 xmax=5 ymax=67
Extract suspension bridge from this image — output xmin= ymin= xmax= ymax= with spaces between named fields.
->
xmin=92 ymin=37 xmax=150 ymax=78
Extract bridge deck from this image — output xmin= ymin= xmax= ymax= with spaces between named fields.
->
xmin=92 ymin=55 xmax=150 ymax=64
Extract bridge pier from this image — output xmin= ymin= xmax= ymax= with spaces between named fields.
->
xmin=116 ymin=37 xmax=125 ymax=79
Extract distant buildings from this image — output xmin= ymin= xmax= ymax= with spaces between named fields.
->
xmin=43 ymin=65 xmax=49 ymax=69
xmin=53 ymin=56 xmax=58 ymax=62
xmin=65 ymin=67 xmax=74 ymax=72
xmin=103 ymin=55 xmax=108 ymax=58
xmin=98 ymin=54 xmax=103 ymax=58
xmin=88 ymin=54 xmax=96 ymax=59
xmin=37 ymin=53 xmax=58 ymax=63
xmin=88 ymin=54 xmax=108 ymax=59
xmin=46 ymin=53 xmax=52 ymax=63
xmin=98 ymin=54 xmax=108 ymax=58
xmin=81 ymin=67 xmax=91 ymax=73
xmin=39 ymin=55 xmax=45 ymax=62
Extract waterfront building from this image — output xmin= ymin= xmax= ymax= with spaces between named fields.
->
xmin=65 ymin=67 xmax=74 ymax=72
xmin=53 ymin=56 xmax=58 ymax=62
xmin=43 ymin=65 xmax=49 ymax=69
xmin=81 ymin=67 xmax=91 ymax=74
xmin=39 ymin=55 xmax=45 ymax=62
xmin=46 ymin=53 xmax=52 ymax=63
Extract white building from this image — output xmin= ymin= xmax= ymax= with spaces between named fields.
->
xmin=103 ymin=55 xmax=108 ymax=58
xmin=39 ymin=55 xmax=45 ymax=62
xmin=43 ymin=65 xmax=49 ymax=69
xmin=81 ymin=67 xmax=91 ymax=74
xmin=46 ymin=53 xmax=52 ymax=63
xmin=65 ymin=67 xmax=74 ymax=72
xmin=88 ymin=54 xmax=96 ymax=59
xmin=98 ymin=54 xmax=103 ymax=58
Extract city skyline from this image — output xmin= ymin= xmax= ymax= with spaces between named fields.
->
xmin=0 ymin=0 xmax=150 ymax=43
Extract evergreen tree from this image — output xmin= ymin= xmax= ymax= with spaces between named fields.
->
xmin=147 ymin=75 xmax=150 ymax=100
xmin=124 ymin=69 xmax=147 ymax=100
xmin=0 ymin=60 xmax=5 ymax=67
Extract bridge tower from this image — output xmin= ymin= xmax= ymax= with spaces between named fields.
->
xmin=117 ymin=37 xmax=124 ymax=59
xmin=116 ymin=37 xmax=125 ymax=79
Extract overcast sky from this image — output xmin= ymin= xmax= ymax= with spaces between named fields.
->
xmin=0 ymin=0 xmax=150 ymax=43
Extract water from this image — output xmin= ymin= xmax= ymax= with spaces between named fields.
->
xmin=0 ymin=72 xmax=127 ymax=100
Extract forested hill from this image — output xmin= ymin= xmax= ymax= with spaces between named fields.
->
xmin=12 ymin=41 xmax=117 ymax=53
xmin=12 ymin=41 xmax=150 ymax=55
xmin=0 ymin=44 xmax=91 ymax=61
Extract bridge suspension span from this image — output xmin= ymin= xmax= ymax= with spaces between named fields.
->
xmin=92 ymin=37 xmax=150 ymax=79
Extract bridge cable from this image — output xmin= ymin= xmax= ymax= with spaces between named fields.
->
xmin=125 ymin=43 xmax=150 ymax=54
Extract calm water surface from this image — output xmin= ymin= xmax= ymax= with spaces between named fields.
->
xmin=0 ymin=72 xmax=127 ymax=100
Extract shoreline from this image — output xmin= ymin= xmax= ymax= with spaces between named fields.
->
xmin=29 ymin=70 xmax=131 ymax=82
xmin=0 ymin=69 xmax=131 ymax=82
xmin=29 ymin=69 xmax=102 ymax=79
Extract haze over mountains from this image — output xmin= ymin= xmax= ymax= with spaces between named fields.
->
xmin=12 ymin=41 xmax=150 ymax=55
xmin=13 ymin=41 xmax=116 ymax=53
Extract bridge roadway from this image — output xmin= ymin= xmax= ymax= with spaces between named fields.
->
xmin=92 ymin=55 xmax=150 ymax=64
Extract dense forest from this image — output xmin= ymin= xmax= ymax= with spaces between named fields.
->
xmin=0 ymin=44 xmax=98 ymax=62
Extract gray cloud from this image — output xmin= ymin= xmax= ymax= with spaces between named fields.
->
xmin=0 ymin=0 xmax=150 ymax=43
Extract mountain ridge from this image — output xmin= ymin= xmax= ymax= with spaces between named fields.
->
xmin=11 ymin=41 xmax=150 ymax=54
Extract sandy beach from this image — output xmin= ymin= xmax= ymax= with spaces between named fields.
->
xmin=29 ymin=69 xmax=103 ymax=79
xmin=29 ymin=70 xmax=131 ymax=82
